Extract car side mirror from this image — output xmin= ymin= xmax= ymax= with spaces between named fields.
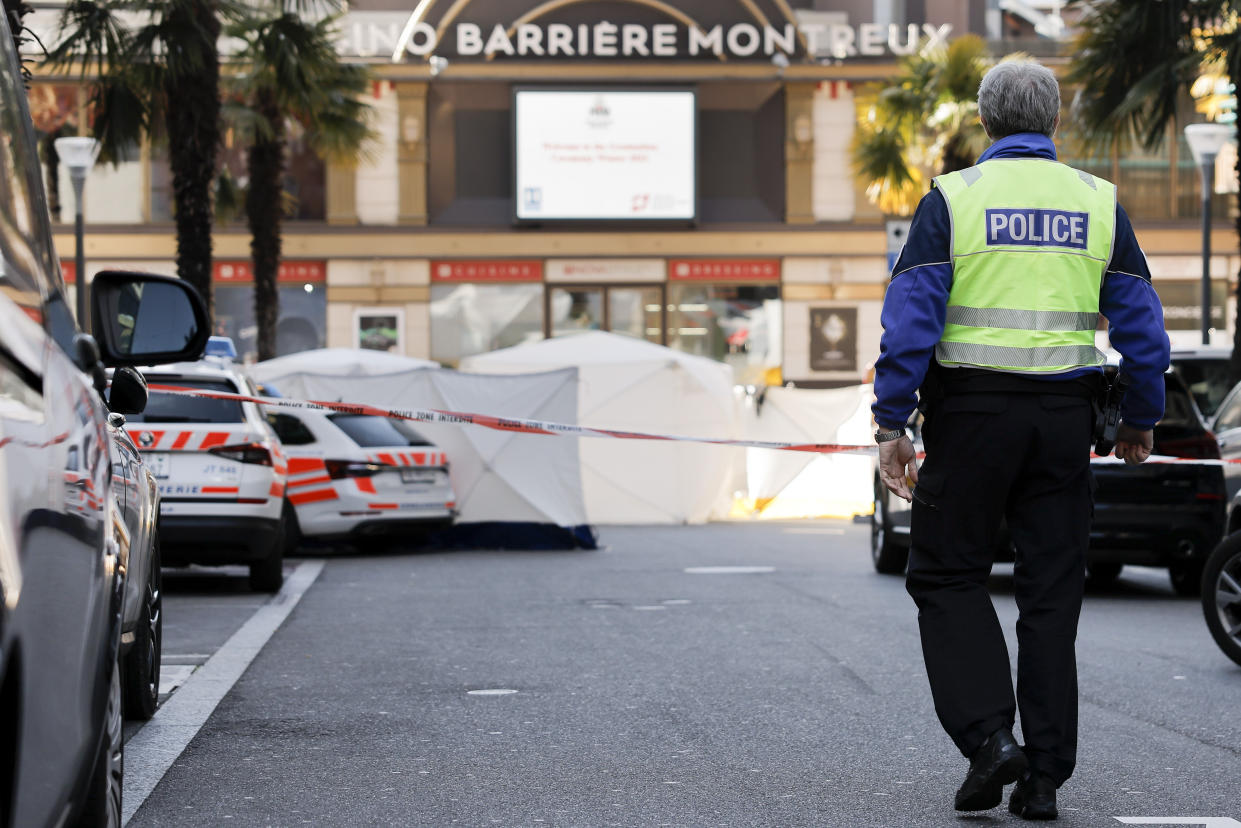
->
xmin=90 ymin=270 xmax=210 ymax=367
xmin=109 ymin=366 xmax=148 ymax=415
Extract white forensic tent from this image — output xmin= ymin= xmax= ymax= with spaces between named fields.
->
xmin=461 ymin=331 xmax=742 ymax=524
xmin=248 ymin=362 xmax=588 ymax=529
xmin=743 ymin=384 xmax=875 ymax=519
xmin=250 ymin=348 xmax=440 ymax=381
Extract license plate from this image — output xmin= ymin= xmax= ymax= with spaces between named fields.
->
xmin=400 ymin=468 xmax=437 ymax=485
xmin=146 ymin=452 xmax=171 ymax=479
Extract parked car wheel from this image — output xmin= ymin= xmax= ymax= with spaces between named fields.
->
xmin=1169 ymin=560 xmax=1205 ymax=597
xmin=1202 ymin=533 xmax=1241 ymax=666
xmin=871 ymin=477 xmax=909 ymax=575
xmin=1086 ymin=561 xmax=1123 ymax=587
xmin=122 ymin=535 xmax=161 ymax=720
xmin=282 ymin=499 xmax=302 ymax=557
xmin=249 ymin=517 xmax=286 ymax=593
xmin=75 ymin=665 xmax=123 ymax=827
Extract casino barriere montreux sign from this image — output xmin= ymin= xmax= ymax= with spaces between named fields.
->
xmin=336 ymin=10 xmax=953 ymax=62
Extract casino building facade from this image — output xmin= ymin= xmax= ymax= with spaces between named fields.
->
xmin=26 ymin=0 xmax=1238 ymax=385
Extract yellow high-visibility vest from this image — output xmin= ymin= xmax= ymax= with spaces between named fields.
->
xmin=932 ymin=159 xmax=1116 ymax=374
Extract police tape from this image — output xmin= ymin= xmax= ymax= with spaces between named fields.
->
xmin=145 ymin=384 xmax=880 ymax=456
xmin=144 ymin=383 xmax=1241 ymax=466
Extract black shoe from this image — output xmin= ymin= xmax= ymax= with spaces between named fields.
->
xmin=953 ymin=728 xmax=1029 ymax=812
xmin=1009 ymin=771 xmax=1058 ymax=820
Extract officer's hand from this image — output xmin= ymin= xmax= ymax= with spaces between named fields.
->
xmin=1114 ymin=423 xmax=1154 ymax=465
xmin=879 ymin=435 xmax=918 ymax=502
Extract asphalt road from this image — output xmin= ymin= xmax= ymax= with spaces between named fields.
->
xmin=129 ymin=522 xmax=1240 ymax=827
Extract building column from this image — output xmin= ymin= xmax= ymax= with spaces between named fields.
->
xmin=326 ymin=159 xmax=359 ymax=225
xmin=396 ymin=82 xmax=429 ymax=226
xmin=785 ymin=82 xmax=817 ymax=225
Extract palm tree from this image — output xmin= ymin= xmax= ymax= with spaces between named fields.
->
xmin=4 ymin=0 xmax=33 ymax=84
xmin=1067 ymin=0 xmax=1241 ymax=381
xmin=851 ymin=34 xmax=993 ymax=216
xmin=46 ymin=0 xmax=229 ymax=313
xmin=227 ymin=2 xmax=370 ymax=360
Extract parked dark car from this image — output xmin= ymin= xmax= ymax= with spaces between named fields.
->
xmin=0 ymin=12 xmax=209 ymax=825
xmin=871 ymin=370 xmax=1226 ymax=596
xmin=1169 ymin=344 xmax=1232 ymax=420
xmin=108 ymin=419 xmax=163 ymax=720
xmin=1201 ymin=530 xmax=1241 ymax=666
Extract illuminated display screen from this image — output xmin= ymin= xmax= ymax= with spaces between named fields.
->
xmin=513 ymin=88 xmax=697 ymax=222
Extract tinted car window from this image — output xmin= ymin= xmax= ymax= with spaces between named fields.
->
xmin=127 ymin=378 xmax=244 ymax=423
xmin=1215 ymin=392 xmax=1241 ymax=433
xmin=1172 ymin=358 xmax=1232 ymax=419
xmin=268 ymin=413 xmax=316 ymax=445
xmin=329 ymin=414 xmax=430 ymax=448
xmin=0 ymin=36 xmax=56 ymax=311
xmin=1159 ymin=379 xmax=1198 ymax=428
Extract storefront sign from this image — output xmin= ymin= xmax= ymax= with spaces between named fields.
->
xmin=337 ymin=12 xmax=951 ymax=62
xmin=669 ymin=259 xmax=780 ymax=282
xmin=214 ymin=261 xmax=327 ymax=283
xmin=809 ymin=306 xmax=858 ymax=372
xmin=1154 ymin=281 xmax=1227 ymax=331
xmin=61 ymin=260 xmax=76 ymax=284
xmin=431 ymin=260 xmax=543 ymax=282
xmin=546 ymin=258 xmax=665 ymax=283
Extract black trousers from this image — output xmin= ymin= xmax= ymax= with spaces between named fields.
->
xmin=905 ymin=390 xmax=1093 ymax=787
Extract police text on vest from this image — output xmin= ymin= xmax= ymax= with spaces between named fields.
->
xmin=985 ymin=208 xmax=1088 ymax=250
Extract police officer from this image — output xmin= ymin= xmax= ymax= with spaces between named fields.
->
xmin=872 ymin=60 xmax=1170 ymax=820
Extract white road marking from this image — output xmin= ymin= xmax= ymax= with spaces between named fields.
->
xmin=122 ymin=560 xmax=325 ymax=825
xmin=781 ymin=528 xmax=846 ymax=535
xmin=157 ymin=665 xmax=195 ymax=696
xmin=467 ymin=689 xmax=518 ymax=696
xmin=684 ymin=566 xmax=776 ymax=575
xmin=1116 ymin=820 xmax=1241 ymax=827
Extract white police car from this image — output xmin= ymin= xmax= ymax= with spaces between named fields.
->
xmin=264 ymin=405 xmax=456 ymax=547
xmin=126 ymin=353 xmax=289 ymax=590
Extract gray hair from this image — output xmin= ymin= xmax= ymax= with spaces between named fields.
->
xmin=977 ymin=61 xmax=1061 ymax=138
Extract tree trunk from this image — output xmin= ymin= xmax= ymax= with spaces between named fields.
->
xmin=163 ymin=0 xmax=220 ymax=317
xmin=940 ymin=133 xmax=974 ymax=175
xmin=247 ymin=89 xmax=284 ymax=362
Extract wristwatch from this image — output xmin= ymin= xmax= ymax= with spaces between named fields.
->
xmin=874 ymin=427 xmax=907 ymax=444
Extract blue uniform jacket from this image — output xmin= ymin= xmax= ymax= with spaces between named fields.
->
xmin=872 ymin=133 xmax=1170 ymax=431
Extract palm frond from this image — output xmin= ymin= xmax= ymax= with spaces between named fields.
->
xmin=853 ymin=124 xmax=923 ymax=215
xmin=87 ymin=76 xmax=149 ymax=162
xmin=1066 ymin=0 xmax=1215 ymax=151
xmin=44 ymin=1 xmax=133 ymax=79
xmin=937 ymin=34 xmax=989 ymax=102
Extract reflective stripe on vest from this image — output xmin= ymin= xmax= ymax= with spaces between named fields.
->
xmin=932 ymin=159 xmax=1116 ymax=375
xmin=944 ymin=306 xmax=1100 ymax=332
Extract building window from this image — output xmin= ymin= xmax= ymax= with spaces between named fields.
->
xmin=429 ymin=282 xmax=544 ymax=366
xmin=547 ymin=285 xmax=663 ymax=343
xmin=667 ymin=283 xmax=781 ymax=384
xmin=151 ymin=126 xmax=327 ymax=222
xmin=212 ymin=260 xmax=327 ymax=361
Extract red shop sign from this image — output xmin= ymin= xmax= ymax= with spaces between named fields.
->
xmin=668 ymin=259 xmax=781 ymax=282
xmin=61 ymin=260 xmax=76 ymax=284
xmin=214 ymin=260 xmax=327 ymax=284
xmin=431 ymin=260 xmax=543 ymax=283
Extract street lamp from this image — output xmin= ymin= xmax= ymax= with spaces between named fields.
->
xmin=54 ymin=136 xmax=100 ymax=331
xmin=1184 ymin=122 xmax=1232 ymax=345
